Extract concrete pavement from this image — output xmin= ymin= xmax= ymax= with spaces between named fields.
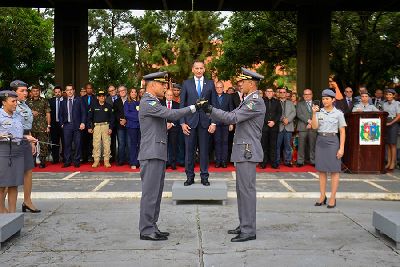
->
xmin=1 ymin=199 xmax=399 ymax=266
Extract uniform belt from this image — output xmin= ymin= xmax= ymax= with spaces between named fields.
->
xmin=23 ymin=129 xmax=31 ymax=135
xmin=318 ymin=132 xmax=337 ymax=137
xmin=94 ymin=122 xmax=109 ymax=126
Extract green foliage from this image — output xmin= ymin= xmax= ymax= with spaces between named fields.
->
xmin=211 ymin=11 xmax=297 ymax=87
xmin=0 ymin=8 xmax=54 ymax=88
xmin=331 ymin=11 xmax=400 ymax=90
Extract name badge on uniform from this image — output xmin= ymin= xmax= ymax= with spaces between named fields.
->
xmin=317 ymin=114 xmax=324 ymax=121
xmin=253 ymin=94 xmax=258 ymax=99
xmin=95 ymin=108 xmax=100 ymax=111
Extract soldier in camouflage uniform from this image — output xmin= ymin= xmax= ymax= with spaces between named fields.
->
xmin=27 ymin=85 xmax=51 ymax=168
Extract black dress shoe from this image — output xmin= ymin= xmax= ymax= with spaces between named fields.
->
xmin=22 ymin=203 xmax=41 ymax=213
xmin=296 ymin=163 xmax=304 ymax=167
xmin=231 ymin=233 xmax=256 ymax=242
xmin=62 ymin=163 xmax=71 ymax=168
xmin=140 ymin=232 xmax=168 ymax=241
xmin=227 ymin=226 xmax=241 ymax=235
xmin=221 ymin=162 xmax=227 ymax=168
xmin=201 ymin=179 xmax=210 ymax=186
xmin=171 ymin=164 xmax=176 ymax=170
xmin=39 ymin=163 xmax=46 ymax=168
xmin=74 ymin=163 xmax=80 ymax=168
xmin=314 ymin=195 xmax=327 ymax=206
xmin=327 ymin=199 xmax=336 ymax=209
xmin=284 ymin=162 xmax=293 ymax=167
xmin=156 ymin=230 xmax=170 ymax=237
xmin=271 ymin=164 xmax=279 ymax=169
xmin=215 ymin=162 xmax=221 ymax=168
xmin=259 ymin=163 xmax=266 ymax=169
xmin=184 ymin=178 xmax=194 ymax=186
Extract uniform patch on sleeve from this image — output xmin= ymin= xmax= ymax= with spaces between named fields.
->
xmin=246 ymin=101 xmax=255 ymax=110
xmin=147 ymin=101 xmax=157 ymax=106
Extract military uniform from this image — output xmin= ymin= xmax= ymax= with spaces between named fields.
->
xmin=0 ymin=91 xmax=25 ymax=187
xmin=13 ymin=81 xmax=35 ymax=172
xmin=27 ymin=97 xmax=51 ymax=165
xmin=87 ymin=92 xmax=114 ymax=167
xmin=138 ymin=72 xmax=198 ymax=240
xmin=315 ymin=90 xmax=347 ymax=172
xmin=352 ymin=103 xmax=379 ymax=112
xmin=207 ymin=68 xmax=266 ymax=241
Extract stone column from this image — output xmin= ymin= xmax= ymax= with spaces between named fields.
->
xmin=54 ymin=5 xmax=88 ymax=90
xmin=297 ymin=8 xmax=331 ymax=95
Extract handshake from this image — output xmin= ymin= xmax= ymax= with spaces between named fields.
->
xmin=195 ymin=98 xmax=213 ymax=113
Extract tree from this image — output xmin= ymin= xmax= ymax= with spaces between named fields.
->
xmin=330 ymin=11 xmax=400 ymax=90
xmin=0 ymin=8 xmax=54 ymax=88
xmin=211 ymin=11 xmax=297 ymax=88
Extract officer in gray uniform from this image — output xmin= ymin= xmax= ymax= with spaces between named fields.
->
xmin=352 ymin=91 xmax=379 ymax=112
xmin=138 ymin=71 xmax=205 ymax=241
xmin=201 ymin=68 xmax=266 ymax=242
xmin=11 ymin=80 xmax=41 ymax=213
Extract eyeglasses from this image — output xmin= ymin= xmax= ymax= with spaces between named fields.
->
xmin=108 ymin=89 xmax=116 ymax=92
xmin=303 ymin=94 xmax=312 ymax=95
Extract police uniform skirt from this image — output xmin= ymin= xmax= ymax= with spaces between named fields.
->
xmin=315 ymin=135 xmax=341 ymax=172
xmin=385 ymin=121 xmax=398 ymax=145
xmin=23 ymin=140 xmax=35 ymax=172
xmin=0 ymin=142 xmax=25 ymax=187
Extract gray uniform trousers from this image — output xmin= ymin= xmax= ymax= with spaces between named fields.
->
xmin=297 ymin=130 xmax=317 ymax=164
xmin=236 ymin=161 xmax=257 ymax=235
xmin=139 ymin=159 xmax=166 ymax=235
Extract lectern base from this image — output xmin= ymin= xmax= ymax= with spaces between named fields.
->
xmin=172 ymin=181 xmax=227 ymax=205
xmin=0 ymin=213 xmax=24 ymax=249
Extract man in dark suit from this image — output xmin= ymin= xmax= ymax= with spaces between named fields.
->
xmin=80 ymin=82 xmax=96 ymax=163
xmin=260 ymin=88 xmax=282 ymax=169
xmin=113 ymin=85 xmax=129 ymax=165
xmin=59 ymin=84 xmax=86 ymax=167
xmin=212 ymin=81 xmax=233 ymax=168
xmin=296 ymin=89 xmax=317 ymax=167
xmin=180 ymin=60 xmax=216 ymax=186
xmin=105 ymin=84 xmax=118 ymax=162
xmin=161 ymin=89 xmax=180 ymax=170
xmin=48 ymin=85 xmax=64 ymax=164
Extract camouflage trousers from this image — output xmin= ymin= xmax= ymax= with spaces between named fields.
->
xmin=31 ymin=131 xmax=49 ymax=162
xmin=92 ymin=123 xmax=111 ymax=161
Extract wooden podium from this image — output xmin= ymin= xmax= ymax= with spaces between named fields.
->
xmin=343 ymin=111 xmax=388 ymax=174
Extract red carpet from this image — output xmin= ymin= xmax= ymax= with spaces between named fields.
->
xmin=33 ymin=162 xmax=316 ymax=173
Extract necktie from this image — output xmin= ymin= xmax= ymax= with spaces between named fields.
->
xmin=348 ymin=99 xmax=352 ymax=108
xmin=112 ymin=96 xmax=117 ymax=102
xmin=56 ymin=98 xmax=60 ymax=122
xmin=88 ymin=96 xmax=91 ymax=106
xmin=307 ymin=101 xmax=311 ymax=112
xmin=167 ymin=101 xmax=171 ymax=109
xmin=68 ymin=98 xmax=72 ymax=122
xmin=197 ymin=79 xmax=201 ymax=97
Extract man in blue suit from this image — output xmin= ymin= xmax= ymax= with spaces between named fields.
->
xmin=59 ymin=84 xmax=87 ymax=167
xmin=180 ymin=60 xmax=216 ymax=186
xmin=213 ymin=81 xmax=233 ymax=168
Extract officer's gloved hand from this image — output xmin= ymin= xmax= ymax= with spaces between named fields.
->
xmin=201 ymin=101 xmax=213 ymax=114
xmin=195 ymin=98 xmax=208 ymax=111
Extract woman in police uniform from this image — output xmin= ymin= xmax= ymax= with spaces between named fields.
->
xmin=0 ymin=91 xmax=35 ymax=213
xmin=311 ymin=89 xmax=346 ymax=208
xmin=383 ymin=89 xmax=400 ymax=171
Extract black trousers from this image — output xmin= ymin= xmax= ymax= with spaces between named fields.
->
xmin=261 ymin=129 xmax=278 ymax=164
xmin=167 ymin=128 xmax=179 ymax=165
xmin=50 ymin=123 xmax=63 ymax=163
xmin=81 ymin=130 xmax=93 ymax=162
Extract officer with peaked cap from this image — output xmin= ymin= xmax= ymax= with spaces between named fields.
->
xmin=0 ymin=90 xmax=36 ymax=213
xmin=311 ymin=88 xmax=346 ymax=209
xmin=138 ymin=71 xmax=207 ymax=241
xmin=200 ymin=67 xmax=266 ymax=242
xmin=10 ymin=80 xmax=41 ymax=213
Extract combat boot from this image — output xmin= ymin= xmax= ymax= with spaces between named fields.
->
xmin=104 ymin=160 xmax=111 ymax=168
xmin=92 ymin=159 xmax=100 ymax=168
